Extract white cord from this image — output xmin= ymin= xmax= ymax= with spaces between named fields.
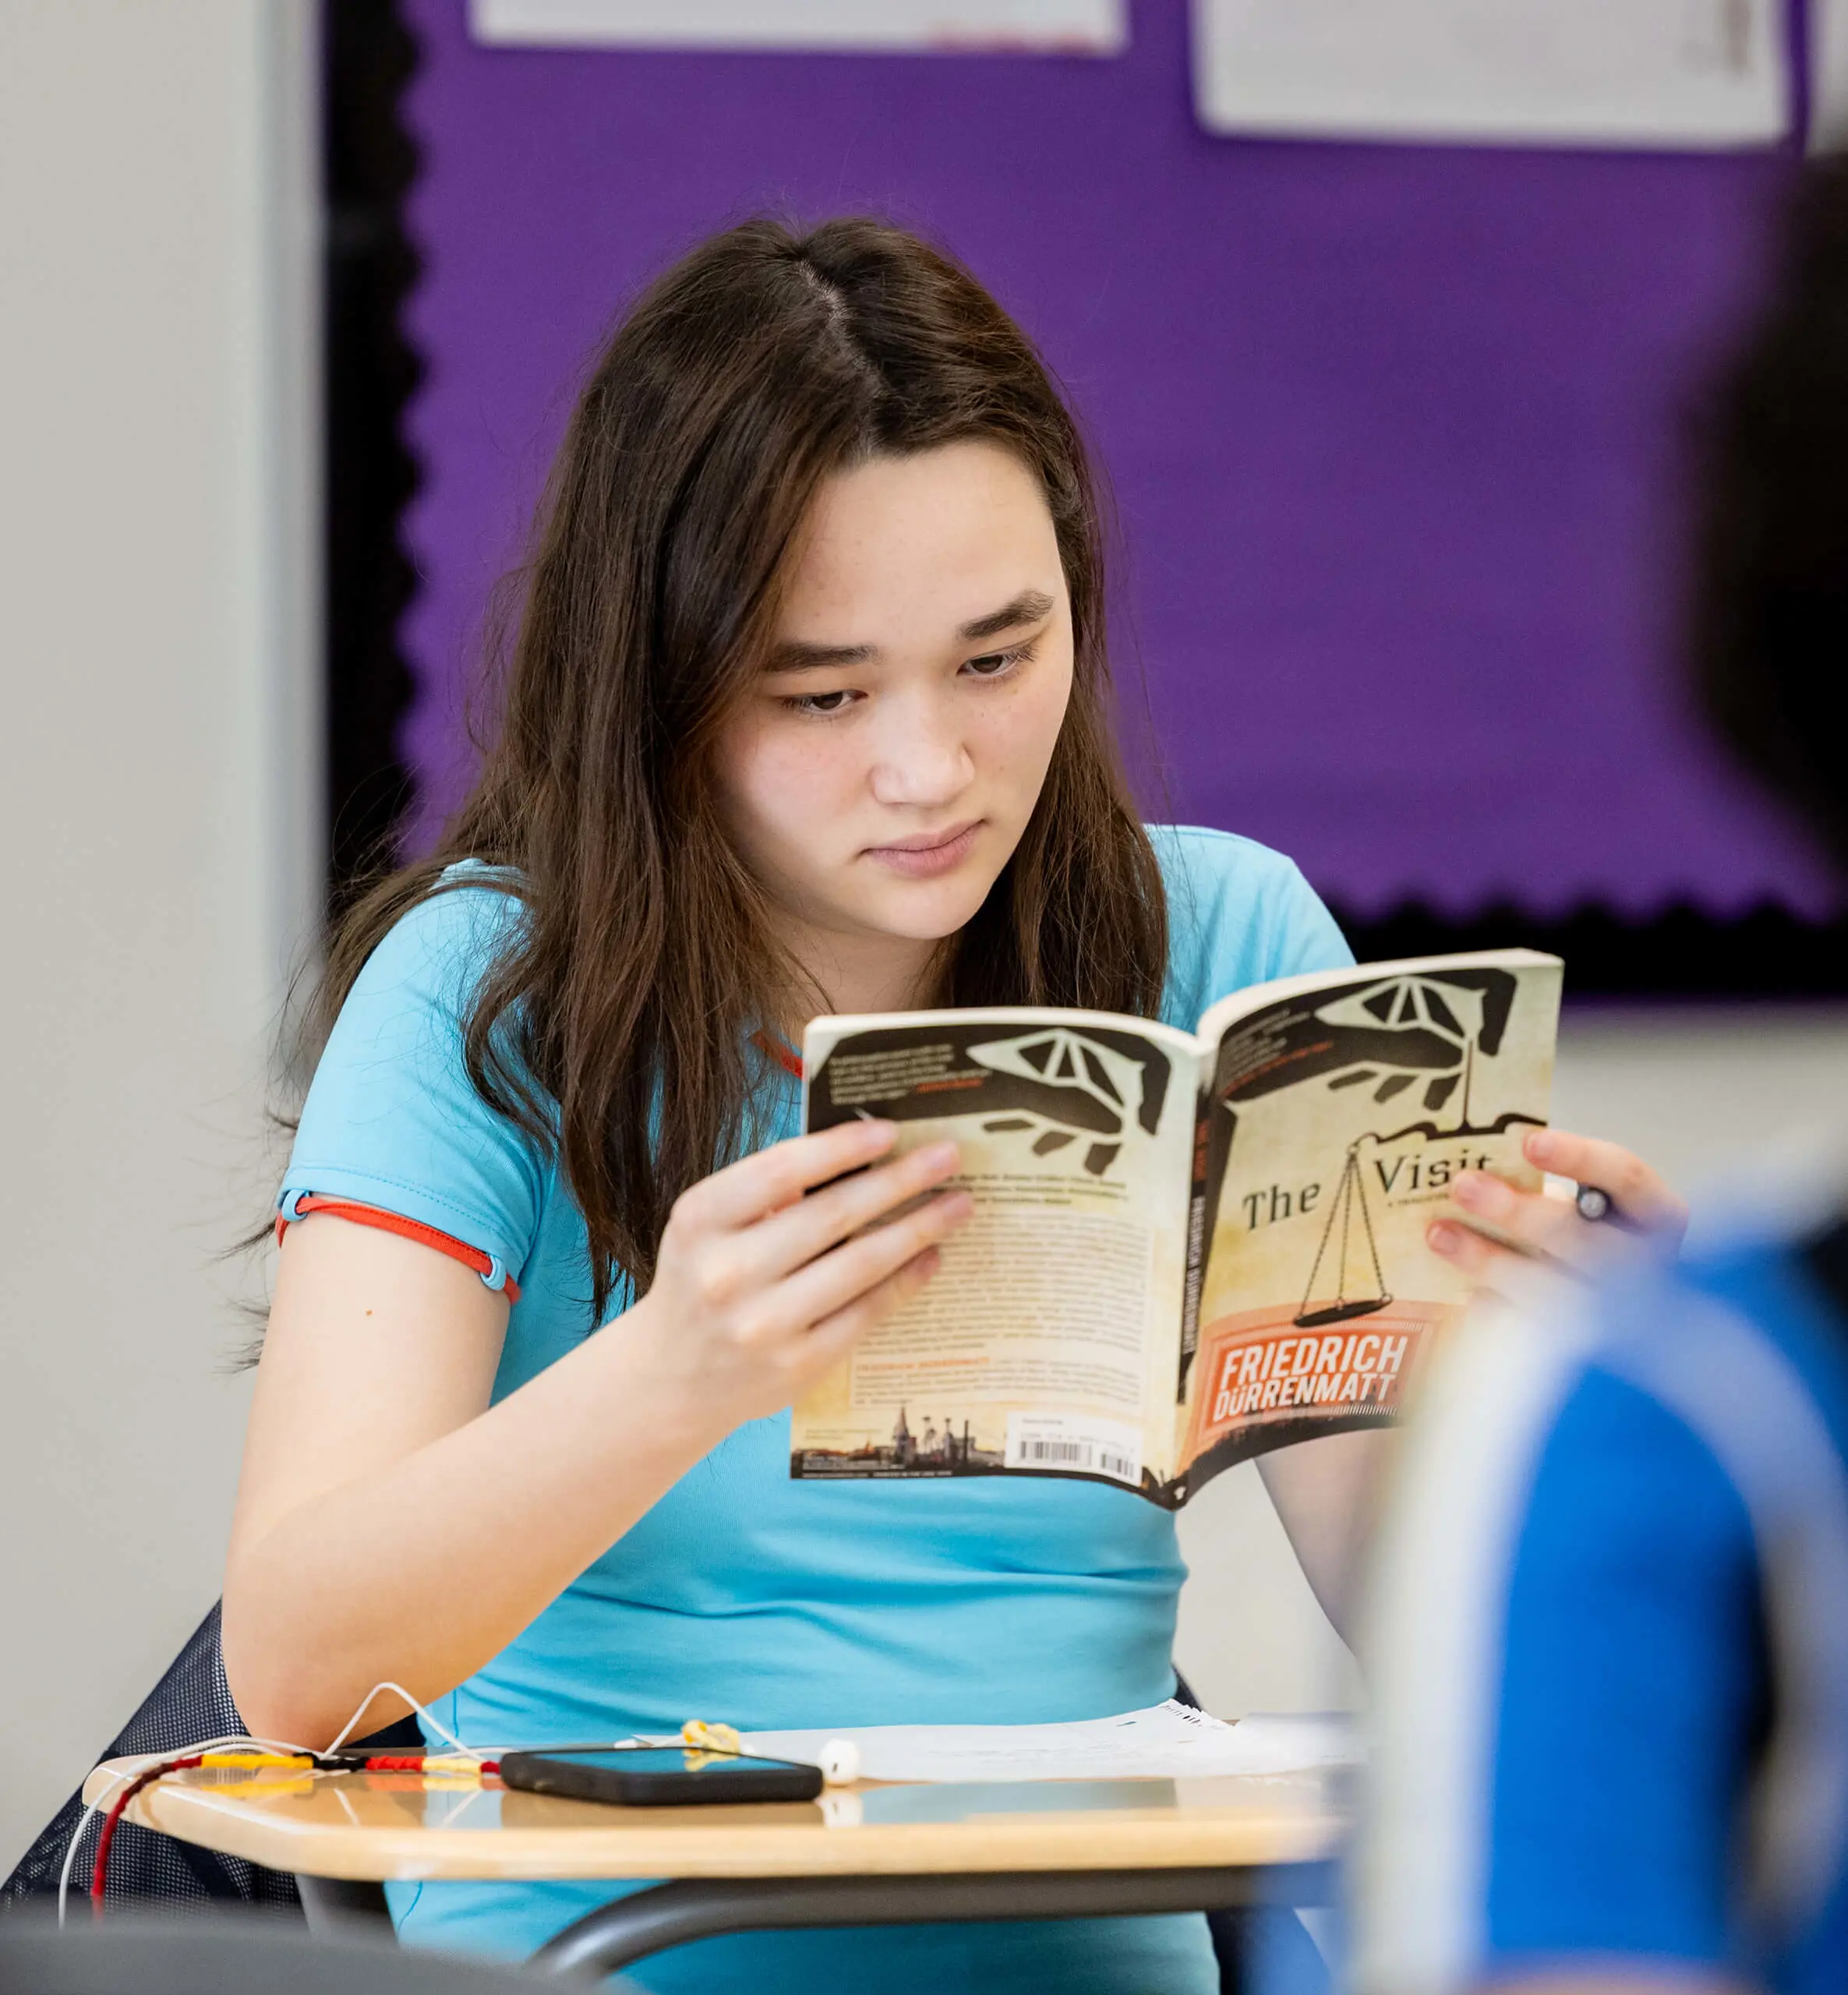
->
xmin=56 ymin=1732 xmax=305 ymax=1929
xmin=57 ymin=1783 xmax=111 ymax=1928
xmin=325 ymin=1682 xmax=479 ymax=1757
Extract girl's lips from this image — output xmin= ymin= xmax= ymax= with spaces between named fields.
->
xmin=864 ymin=821 xmax=983 ymax=878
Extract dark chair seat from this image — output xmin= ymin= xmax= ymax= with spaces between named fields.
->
xmin=0 ymin=1917 xmax=549 ymax=1993
xmin=1 ymin=1603 xmax=418 ymax=1922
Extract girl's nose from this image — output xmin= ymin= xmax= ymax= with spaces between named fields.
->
xmin=868 ymin=701 xmax=974 ymax=808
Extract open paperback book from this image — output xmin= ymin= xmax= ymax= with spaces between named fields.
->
xmin=791 ymin=948 xmax=1563 ymax=1507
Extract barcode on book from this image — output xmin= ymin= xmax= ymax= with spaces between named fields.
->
xmin=1017 ymin=1436 xmax=1140 ymax=1479
xmin=1004 ymin=1413 xmax=1142 ymax=1487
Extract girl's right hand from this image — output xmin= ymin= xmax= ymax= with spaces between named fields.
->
xmin=624 ymin=1118 xmax=972 ymax=1439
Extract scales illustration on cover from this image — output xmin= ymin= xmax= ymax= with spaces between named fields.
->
xmin=1294 ymin=1142 xmax=1391 ymax=1326
xmin=1285 ymin=971 xmax=1507 ymax=1326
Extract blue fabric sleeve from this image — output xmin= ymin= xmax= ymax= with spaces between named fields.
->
xmin=281 ymin=884 xmax=548 ymax=1280
xmin=1147 ymin=824 xmax=1354 ymax=1030
xmin=1484 ymin=1366 xmax=1765 ymax=1971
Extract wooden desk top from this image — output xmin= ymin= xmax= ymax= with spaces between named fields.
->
xmin=83 ymin=1759 xmax=1346 ymax=1884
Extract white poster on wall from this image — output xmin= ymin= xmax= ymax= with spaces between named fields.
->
xmin=1193 ymin=0 xmax=1789 ymax=150
xmin=1813 ymin=0 xmax=1848 ymax=150
xmin=471 ymin=0 xmax=1125 ymax=53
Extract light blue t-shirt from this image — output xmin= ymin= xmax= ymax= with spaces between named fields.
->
xmin=281 ymin=826 xmax=1351 ymax=1990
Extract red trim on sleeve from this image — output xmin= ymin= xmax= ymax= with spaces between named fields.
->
xmin=276 ymin=1195 xmax=521 ymax=1304
xmin=753 ymin=1029 xmax=805 ymax=1081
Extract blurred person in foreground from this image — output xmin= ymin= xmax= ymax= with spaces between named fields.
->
xmin=1351 ymin=160 xmax=1848 ymax=1995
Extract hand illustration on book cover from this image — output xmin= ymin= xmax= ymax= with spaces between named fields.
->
xmin=804 ymin=1019 xmax=1172 ymax=1178
xmin=966 ymin=1026 xmax=1170 ymax=1178
xmin=790 ymin=952 xmax=1562 ymax=1508
xmin=1219 ymin=966 xmax=1516 ymax=1122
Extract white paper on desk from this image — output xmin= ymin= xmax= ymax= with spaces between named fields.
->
xmin=1193 ymin=0 xmax=1789 ymax=151
xmin=643 ymin=1700 xmax=1356 ymax=1783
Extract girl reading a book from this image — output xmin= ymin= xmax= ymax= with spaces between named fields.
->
xmin=223 ymin=218 xmax=1680 ymax=1990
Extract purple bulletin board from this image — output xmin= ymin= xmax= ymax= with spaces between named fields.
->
xmin=397 ymin=0 xmax=1837 ymax=920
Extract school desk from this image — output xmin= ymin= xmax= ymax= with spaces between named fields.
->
xmin=83 ymin=1757 xmax=1344 ymax=1975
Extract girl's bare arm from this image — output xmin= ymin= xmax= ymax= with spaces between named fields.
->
xmin=223 ymin=1121 xmax=969 ymax=1746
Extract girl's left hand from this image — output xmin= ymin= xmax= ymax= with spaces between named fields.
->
xmin=1426 ymin=1125 xmax=1688 ymax=1295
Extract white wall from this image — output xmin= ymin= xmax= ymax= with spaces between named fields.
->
xmin=1174 ymin=1003 xmax=1848 ymax=1718
xmin=0 ymin=1 xmax=318 ymax=1872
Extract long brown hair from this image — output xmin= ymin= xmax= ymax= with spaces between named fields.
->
xmin=316 ymin=217 xmax=1167 ymax=1320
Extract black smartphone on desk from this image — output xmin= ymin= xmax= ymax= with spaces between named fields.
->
xmin=498 ymin=1746 xmax=823 ymax=1806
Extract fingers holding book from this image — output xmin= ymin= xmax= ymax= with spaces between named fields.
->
xmin=677 ymin=1116 xmax=905 ymax=1225
xmin=635 ymin=1123 xmax=973 ymax=1430
xmin=1522 ymin=1127 xmax=1689 ymax=1241
xmin=751 ymin=1135 xmax=968 ymax=1280
xmin=1427 ymin=1125 xmax=1687 ymax=1298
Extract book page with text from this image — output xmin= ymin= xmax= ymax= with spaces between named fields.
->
xmin=792 ymin=1009 xmax=1201 ymax=1496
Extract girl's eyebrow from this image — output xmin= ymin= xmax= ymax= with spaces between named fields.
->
xmin=767 ymin=588 xmax=1057 ymax=673
xmin=958 ymin=588 xmax=1054 ymax=644
xmin=765 ymin=637 xmax=876 ymax=673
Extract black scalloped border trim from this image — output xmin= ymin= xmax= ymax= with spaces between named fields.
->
xmin=323 ymin=0 xmax=422 ymax=912
xmin=1334 ymin=898 xmax=1848 ymax=1001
